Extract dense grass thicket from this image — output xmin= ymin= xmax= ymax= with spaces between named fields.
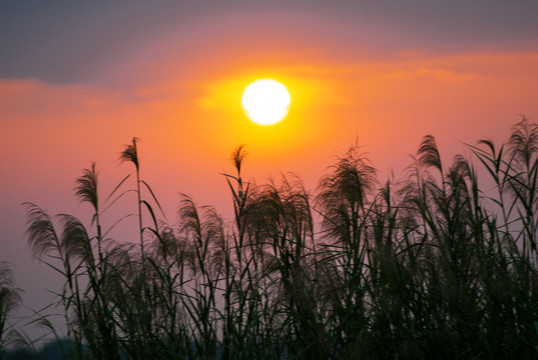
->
xmin=3 ymin=118 xmax=538 ymax=359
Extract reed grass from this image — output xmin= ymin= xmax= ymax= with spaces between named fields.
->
xmin=17 ymin=118 xmax=538 ymax=359
xmin=0 ymin=262 xmax=22 ymax=360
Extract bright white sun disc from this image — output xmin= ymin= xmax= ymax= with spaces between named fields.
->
xmin=242 ymin=79 xmax=291 ymax=125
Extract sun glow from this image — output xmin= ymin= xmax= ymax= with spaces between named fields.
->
xmin=241 ymin=79 xmax=291 ymax=125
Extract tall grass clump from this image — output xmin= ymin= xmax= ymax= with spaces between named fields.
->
xmin=0 ymin=262 xmax=21 ymax=359
xmin=20 ymin=118 xmax=538 ymax=359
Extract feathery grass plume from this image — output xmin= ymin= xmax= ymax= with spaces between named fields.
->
xmin=247 ymin=175 xmax=326 ymax=359
xmin=176 ymin=194 xmax=224 ymax=358
xmin=74 ymin=163 xmax=109 ymax=276
xmin=74 ymin=163 xmax=104 ymax=258
xmin=223 ymin=144 xmax=251 ymax=252
xmin=316 ymin=144 xmax=377 ymax=246
xmin=23 ymin=203 xmax=100 ymax=358
xmin=23 ymin=203 xmax=89 ymax=283
xmin=221 ymin=148 xmax=285 ymax=359
xmin=177 ymin=194 xmax=227 ymax=277
xmin=74 ymin=162 xmax=98 ymax=213
xmin=232 ymin=144 xmax=248 ymax=176
xmin=23 ymin=202 xmax=62 ymax=259
xmin=395 ymin=159 xmax=425 ymax=232
xmin=417 ymin=134 xmax=443 ymax=173
xmin=119 ymin=137 xmax=140 ymax=170
xmin=0 ymin=262 xmax=22 ymax=356
xmin=56 ymin=214 xmax=94 ymax=268
xmin=119 ymin=137 xmax=146 ymax=262
xmin=506 ymin=117 xmax=538 ymax=254
xmin=200 ymin=206 xmax=227 ymax=277
xmin=73 ymin=164 xmax=125 ymax=360
xmin=176 ymin=196 xmax=207 ymax=267
xmin=508 ymin=116 xmax=538 ymax=169
xmin=315 ymin=145 xmax=379 ymax=359
xmin=267 ymin=176 xmax=314 ymax=274
xmin=150 ymin=222 xmax=179 ymax=260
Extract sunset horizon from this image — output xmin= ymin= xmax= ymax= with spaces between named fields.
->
xmin=2 ymin=1 xmax=538 ymax=359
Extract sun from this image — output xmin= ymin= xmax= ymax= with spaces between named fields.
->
xmin=241 ymin=79 xmax=291 ymax=125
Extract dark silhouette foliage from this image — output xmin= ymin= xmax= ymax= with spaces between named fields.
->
xmin=14 ymin=118 xmax=538 ymax=359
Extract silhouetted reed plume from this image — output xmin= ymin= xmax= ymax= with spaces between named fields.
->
xmin=16 ymin=118 xmax=538 ymax=359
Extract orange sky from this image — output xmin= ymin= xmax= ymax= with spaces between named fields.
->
xmin=2 ymin=51 xmax=537 ymax=203
xmin=2 ymin=1 xmax=538 ymax=340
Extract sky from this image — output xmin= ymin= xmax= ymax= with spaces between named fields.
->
xmin=2 ymin=0 xmax=538 ymax=340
